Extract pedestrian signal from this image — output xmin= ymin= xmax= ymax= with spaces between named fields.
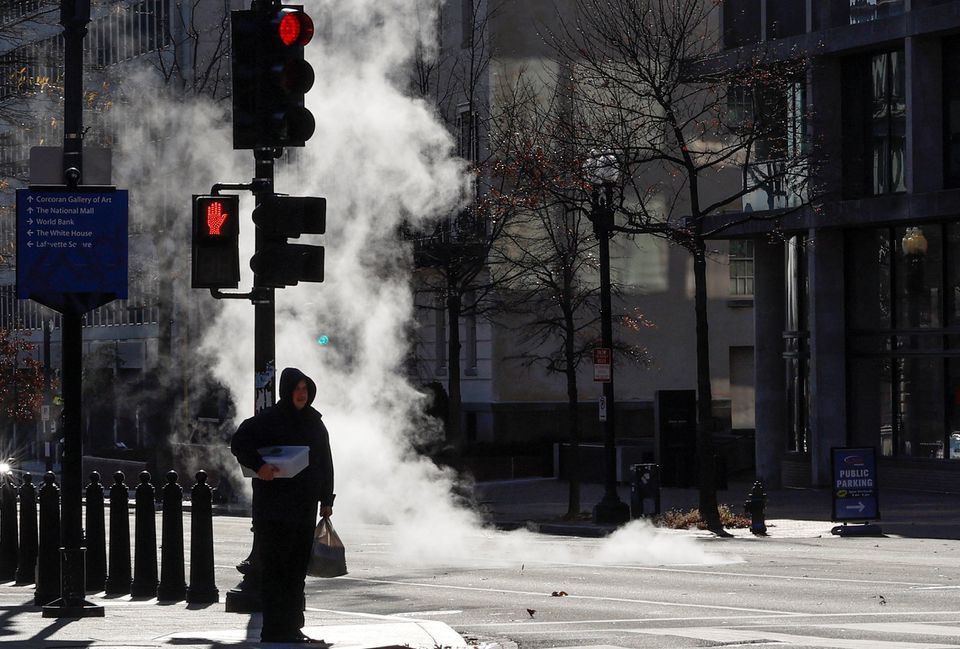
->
xmin=192 ymin=195 xmax=240 ymax=289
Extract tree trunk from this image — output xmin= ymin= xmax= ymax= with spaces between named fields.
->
xmin=563 ymin=308 xmax=581 ymax=519
xmin=693 ymin=239 xmax=723 ymax=533
xmin=446 ymin=291 xmax=463 ymax=451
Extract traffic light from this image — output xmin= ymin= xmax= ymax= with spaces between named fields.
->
xmin=250 ymin=195 xmax=326 ymax=287
xmin=192 ymin=194 xmax=240 ymax=289
xmin=232 ymin=6 xmax=316 ymax=149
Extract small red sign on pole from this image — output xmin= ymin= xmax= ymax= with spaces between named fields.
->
xmin=593 ymin=347 xmax=611 ymax=382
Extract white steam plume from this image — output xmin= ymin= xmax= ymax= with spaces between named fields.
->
xmin=112 ymin=0 xmax=729 ymax=569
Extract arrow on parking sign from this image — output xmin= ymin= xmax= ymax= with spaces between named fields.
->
xmin=845 ymin=502 xmax=866 ymax=513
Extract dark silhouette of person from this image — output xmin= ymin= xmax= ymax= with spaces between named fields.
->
xmin=231 ymin=367 xmax=334 ymax=644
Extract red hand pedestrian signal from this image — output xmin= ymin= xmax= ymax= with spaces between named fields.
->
xmin=206 ymin=201 xmax=229 ymax=236
xmin=192 ymin=194 xmax=239 ymax=289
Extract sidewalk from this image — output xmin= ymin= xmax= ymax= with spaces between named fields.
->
xmin=0 ymin=586 xmax=467 ymax=649
xmin=474 ymin=477 xmax=960 ymax=540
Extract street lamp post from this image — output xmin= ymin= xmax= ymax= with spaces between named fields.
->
xmin=584 ymin=152 xmax=630 ymax=525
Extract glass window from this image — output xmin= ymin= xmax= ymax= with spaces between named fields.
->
xmin=945 ymin=37 xmax=960 ymax=188
xmin=729 ymin=240 xmax=754 ymax=296
xmin=465 ymin=291 xmax=477 ymax=374
xmin=894 ymin=225 xmax=941 ymax=329
xmin=846 ymin=229 xmax=891 ymax=330
xmin=947 ymin=358 xmax=960 ymax=459
xmin=435 ymin=296 xmax=446 ymax=375
xmin=460 ymin=0 xmax=474 ymax=49
xmin=846 ymin=222 xmax=960 ymax=461
xmin=850 ymin=0 xmax=904 ymax=25
xmin=457 ymin=107 xmax=479 ymax=163
xmin=785 ymin=236 xmax=808 ymax=453
xmin=947 ymin=224 xmax=960 ymax=324
xmin=871 ymin=51 xmax=906 ymax=195
xmin=897 ymin=357 xmax=946 ymax=458
xmin=843 ymin=49 xmax=906 ymax=198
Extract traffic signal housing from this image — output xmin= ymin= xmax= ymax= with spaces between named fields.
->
xmin=232 ymin=6 xmax=316 ymax=149
xmin=251 ymin=195 xmax=326 ymax=287
xmin=192 ymin=194 xmax=240 ymax=289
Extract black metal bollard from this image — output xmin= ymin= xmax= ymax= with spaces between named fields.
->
xmin=744 ymin=480 xmax=768 ymax=536
xmin=186 ymin=470 xmax=219 ymax=604
xmin=157 ymin=470 xmax=186 ymax=602
xmin=105 ymin=471 xmax=131 ymax=596
xmin=15 ymin=474 xmax=38 ymax=585
xmin=35 ymin=472 xmax=61 ymax=606
xmin=85 ymin=472 xmax=107 ymax=592
xmin=130 ymin=471 xmax=158 ymax=598
xmin=0 ymin=472 xmax=19 ymax=580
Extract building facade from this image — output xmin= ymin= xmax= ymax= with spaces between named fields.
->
xmin=716 ymin=0 xmax=960 ymax=491
xmin=410 ymin=0 xmax=759 ymax=473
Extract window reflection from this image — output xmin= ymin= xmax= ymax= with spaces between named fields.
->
xmin=850 ymin=0 xmax=904 ymax=25
xmin=871 ymin=51 xmax=906 ymax=195
xmin=846 ymin=223 xmax=958 ymax=461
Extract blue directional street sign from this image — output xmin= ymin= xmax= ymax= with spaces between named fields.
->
xmin=831 ymin=447 xmax=880 ymax=522
xmin=16 ymin=188 xmax=128 ymax=304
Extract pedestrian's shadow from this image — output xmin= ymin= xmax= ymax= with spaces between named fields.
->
xmin=0 ymin=602 xmax=94 ymax=648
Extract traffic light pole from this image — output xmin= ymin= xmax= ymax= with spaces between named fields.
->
xmin=253 ymin=147 xmax=278 ymax=411
xmin=223 ymin=147 xmax=279 ymax=614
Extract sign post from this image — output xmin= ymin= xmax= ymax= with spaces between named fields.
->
xmin=830 ymin=447 xmax=883 ymax=536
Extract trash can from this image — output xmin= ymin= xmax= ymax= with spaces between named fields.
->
xmin=629 ymin=463 xmax=661 ymax=518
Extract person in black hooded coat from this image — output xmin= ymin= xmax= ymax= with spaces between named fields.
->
xmin=231 ymin=367 xmax=334 ymax=644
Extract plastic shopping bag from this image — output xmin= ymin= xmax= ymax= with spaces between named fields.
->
xmin=307 ymin=517 xmax=347 ymax=578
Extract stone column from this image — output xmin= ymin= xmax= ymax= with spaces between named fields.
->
xmin=906 ymin=35 xmax=942 ymax=194
xmin=753 ymin=238 xmax=787 ymax=486
xmin=807 ymin=228 xmax=847 ymax=486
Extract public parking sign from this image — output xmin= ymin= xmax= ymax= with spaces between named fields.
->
xmin=831 ymin=447 xmax=880 ymax=522
xmin=16 ymin=188 xmax=128 ymax=305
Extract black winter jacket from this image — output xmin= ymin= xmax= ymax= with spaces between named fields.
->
xmin=231 ymin=367 xmax=335 ymax=526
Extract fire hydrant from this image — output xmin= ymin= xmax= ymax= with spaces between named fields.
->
xmin=743 ymin=481 xmax=767 ymax=536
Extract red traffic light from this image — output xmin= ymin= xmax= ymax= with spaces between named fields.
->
xmin=277 ymin=9 xmax=313 ymax=47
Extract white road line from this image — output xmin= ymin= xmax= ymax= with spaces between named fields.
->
xmin=627 ymin=626 xmax=960 ymax=648
xmin=814 ymin=623 xmax=960 ymax=636
xmin=591 ymin=565 xmax=943 ymax=588
xmin=464 ymin=611 xmax=960 ymax=629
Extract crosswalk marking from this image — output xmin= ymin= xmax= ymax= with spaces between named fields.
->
xmin=627 ymin=624 xmax=960 ymax=648
xmin=814 ymin=622 xmax=960 ymax=637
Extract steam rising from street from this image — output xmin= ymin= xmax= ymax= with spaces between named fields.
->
xmin=110 ymin=0 xmax=729 ymax=569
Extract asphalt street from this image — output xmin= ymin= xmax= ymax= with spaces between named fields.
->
xmin=1 ymin=478 xmax=959 ymax=648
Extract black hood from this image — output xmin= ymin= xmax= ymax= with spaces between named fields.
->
xmin=278 ymin=367 xmax=317 ymax=409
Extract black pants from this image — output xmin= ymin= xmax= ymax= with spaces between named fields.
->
xmin=257 ymin=520 xmax=314 ymax=640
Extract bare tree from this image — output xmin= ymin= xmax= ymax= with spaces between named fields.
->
xmin=154 ymin=0 xmax=232 ymax=100
xmin=408 ymin=0 xmax=529 ymax=450
xmin=488 ymin=134 xmax=652 ymax=516
xmin=545 ymin=0 xmax=809 ymax=532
